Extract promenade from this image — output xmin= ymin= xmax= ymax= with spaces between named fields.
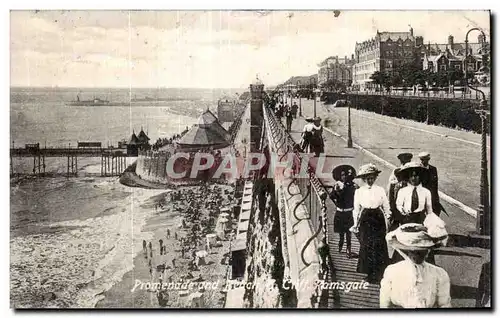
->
xmin=281 ymin=98 xmax=490 ymax=307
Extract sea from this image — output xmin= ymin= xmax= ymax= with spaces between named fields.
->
xmin=9 ymin=86 xmax=243 ymax=308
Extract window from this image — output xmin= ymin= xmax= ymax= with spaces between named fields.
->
xmin=454 ymin=64 xmax=461 ymax=70
xmin=440 ymin=64 xmax=446 ymax=71
xmin=428 ymin=62 xmax=433 ymax=69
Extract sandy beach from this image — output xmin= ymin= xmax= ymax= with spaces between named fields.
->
xmin=96 ymin=183 xmax=235 ymax=308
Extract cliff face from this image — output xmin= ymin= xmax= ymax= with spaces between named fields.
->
xmin=241 ymin=179 xmax=297 ymax=308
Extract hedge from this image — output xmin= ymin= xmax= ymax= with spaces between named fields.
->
xmin=323 ymin=92 xmax=488 ymax=134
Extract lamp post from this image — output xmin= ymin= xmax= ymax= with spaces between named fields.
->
xmin=313 ymin=88 xmax=320 ymax=118
xmin=298 ymin=80 xmax=302 ymax=117
xmin=342 ymin=92 xmax=353 ymax=148
xmin=465 ymin=27 xmax=490 ymax=236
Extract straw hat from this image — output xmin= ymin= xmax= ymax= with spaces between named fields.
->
xmin=305 ymin=117 xmax=314 ymax=123
xmin=332 ymin=165 xmax=356 ymax=181
xmin=313 ymin=116 xmax=322 ymax=123
xmin=355 ymin=163 xmax=381 ymax=179
xmin=386 ymin=223 xmax=447 ymax=251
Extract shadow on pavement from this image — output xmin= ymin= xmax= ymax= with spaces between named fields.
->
xmin=435 ymin=249 xmax=482 ymax=258
xmin=447 ymin=234 xmax=491 ymax=249
xmin=451 ymin=284 xmax=478 ymax=299
xmin=362 ymin=147 xmax=419 ymax=150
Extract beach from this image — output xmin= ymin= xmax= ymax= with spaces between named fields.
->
xmin=96 ymin=183 xmax=235 ymax=308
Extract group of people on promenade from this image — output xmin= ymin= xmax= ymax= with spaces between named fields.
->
xmin=272 ymin=99 xmax=325 ymax=157
xmin=328 ymin=152 xmax=451 ymax=308
xmin=275 ymin=101 xmax=299 ymax=132
xmin=151 ymin=127 xmax=190 ymax=151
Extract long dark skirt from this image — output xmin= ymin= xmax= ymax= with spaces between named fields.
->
xmin=334 ymin=211 xmax=354 ymax=233
xmin=357 ymin=208 xmax=388 ymax=280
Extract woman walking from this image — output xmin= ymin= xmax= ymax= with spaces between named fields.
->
xmin=351 ymin=163 xmax=391 ymax=283
xmin=309 ymin=117 xmax=325 ymax=157
xmin=329 ymin=165 xmax=357 ymax=258
xmin=380 ymin=223 xmax=451 ymax=308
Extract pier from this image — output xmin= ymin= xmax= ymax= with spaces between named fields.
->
xmin=10 ymin=142 xmax=129 ymax=177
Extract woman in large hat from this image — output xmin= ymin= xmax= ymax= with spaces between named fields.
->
xmin=309 ymin=117 xmax=324 ymax=157
xmin=395 ymin=161 xmax=433 ymax=225
xmin=299 ymin=117 xmax=315 ymax=152
xmin=351 ymin=163 xmax=391 ymax=283
xmin=329 ymin=165 xmax=357 ymax=258
xmin=380 ymin=223 xmax=451 ymax=308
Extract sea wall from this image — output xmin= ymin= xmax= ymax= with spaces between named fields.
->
xmin=135 ymin=151 xmax=171 ymax=184
xmin=241 ymin=179 xmax=287 ymax=308
xmin=240 ymin=105 xmax=324 ymax=309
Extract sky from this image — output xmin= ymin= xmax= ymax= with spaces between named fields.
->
xmin=10 ymin=10 xmax=490 ymax=89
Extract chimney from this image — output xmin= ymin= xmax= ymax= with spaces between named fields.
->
xmin=351 ymin=53 xmax=354 ymax=61
xmin=448 ymin=35 xmax=454 ymax=46
xmin=344 ymin=55 xmax=347 ymax=63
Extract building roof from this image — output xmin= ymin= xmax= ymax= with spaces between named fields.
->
xmin=137 ymin=128 xmax=150 ymax=142
xmin=129 ymin=132 xmax=140 ymax=145
xmin=426 ymin=53 xmax=445 ymax=62
xmin=377 ymin=31 xmax=414 ymax=42
xmin=425 ymin=42 xmax=488 ymax=56
xmin=176 ymin=110 xmax=230 ymax=147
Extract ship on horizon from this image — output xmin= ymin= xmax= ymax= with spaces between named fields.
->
xmin=66 ymin=94 xmax=118 ymax=106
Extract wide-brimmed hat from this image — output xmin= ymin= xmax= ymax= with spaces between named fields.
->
xmin=418 ymin=152 xmax=431 ymax=160
xmin=313 ymin=116 xmax=322 ymax=123
xmin=397 ymin=152 xmax=413 ymax=162
xmin=355 ymin=163 xmax=381 ymax=179
xmin=398 ymin=161 xmax=428 ymax=179
xmin=332 ymin=165 xmax=356 ymax=181
xmin=305 ymin=117 xmax=314 ymax=123
xmin=386 ymin=223 xmax=447 ymax=251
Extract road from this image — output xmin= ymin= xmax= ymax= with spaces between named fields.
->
xmin=280 ymin=97 xmax=490 ymax=307
xmin=293 ymin=98 xmax=490 ymax=213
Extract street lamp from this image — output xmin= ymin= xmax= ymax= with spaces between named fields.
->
xmin=313 ymin=88 xmax=320 ymax=118
xmin=342 ymin=92 xmax=353 ymax=148
xmin=297 ymin=80 xmax=302 ymax=117
xmin=465 ymin=27 xmax=490 ymax=236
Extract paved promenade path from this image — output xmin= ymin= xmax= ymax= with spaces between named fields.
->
xmin=280 ymin=97 xmax=490 ymax=308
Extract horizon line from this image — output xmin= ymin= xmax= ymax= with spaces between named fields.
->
xmin=10 ymin=85 xmax=253 ymax=90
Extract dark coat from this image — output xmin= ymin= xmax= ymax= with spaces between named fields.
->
xmin=421 ymin=165 xmax=440 ymax=214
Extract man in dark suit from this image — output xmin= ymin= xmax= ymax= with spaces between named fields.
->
xmin=418 ymin=152 xmax=440 ymax=216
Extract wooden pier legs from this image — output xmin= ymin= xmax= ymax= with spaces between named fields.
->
xmin=100 ymin=155 xmax=125 ymax=177
xmin=66 ymin=155 xmax=78 ymax=177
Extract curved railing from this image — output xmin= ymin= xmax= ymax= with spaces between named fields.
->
xmin=262 ymin=100 xmax=331 ymax=307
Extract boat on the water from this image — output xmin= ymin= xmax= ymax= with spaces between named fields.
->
xmin=66 ymin=95 xmax=123 ymax=106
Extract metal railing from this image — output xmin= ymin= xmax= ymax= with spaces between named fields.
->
xmin=348 ymin=87 xmax=490 ymax=101
xmin=262 ymin=102 xmax=329 ymax=262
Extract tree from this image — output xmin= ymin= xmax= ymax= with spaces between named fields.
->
xmin=370 ymin=71 xmax=390 ymax=91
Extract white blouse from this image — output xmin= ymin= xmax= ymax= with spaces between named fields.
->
xmin=396 ymin=184 xmax=434 ymax=215
xmin=352 ymin=184 xmax=391 ymax=227
xmin=380 ymin=260 xmax=452 ymax=308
